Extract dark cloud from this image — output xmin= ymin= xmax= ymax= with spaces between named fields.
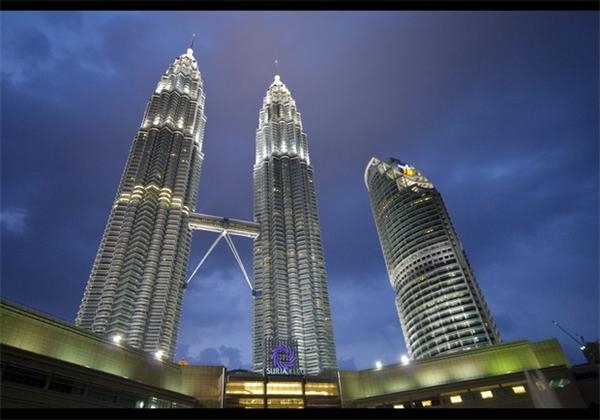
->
xmin=10 ymin=27 xmax=52 ymax=61
xmin=1 ymin=12 xmax=597 ymax=370
xmin=1 ymin=27 xmax=52 ymax=86
xmin=329 ymin=273 xmax=409 ymax=367
xmin=182 ymin=344 xmax=245 ymax=370
xmin=197 ymin=348 xmax=222 ymax=365
xmin=219 ymin=345 xmax=243 ymax=370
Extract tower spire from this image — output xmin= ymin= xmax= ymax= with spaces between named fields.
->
xmin=189 ymin=33 xmax=196 ymax=50
xmin=273 ymin=59 xmax=282 ymax=84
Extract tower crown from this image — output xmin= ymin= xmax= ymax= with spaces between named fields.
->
xmin=365 ymin=157 xmax=433 ymax=191
xmin=154 ymin=46 xmax=203 ymax=101
xmin=270 ymin=74 xmax=285 ymax=87
xmin=141 ymin=47 xmax=207 ymax=146
xmin=256 ymin=73 xmax=308 ymax=163
xmin=164 ymin=47 xmax=200 ymax=79
xmin=266 ymin=74 xmax=293 ymax=103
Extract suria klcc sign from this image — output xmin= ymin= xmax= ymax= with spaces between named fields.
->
xmin=266 ymin=342 xmax=305 ymax=375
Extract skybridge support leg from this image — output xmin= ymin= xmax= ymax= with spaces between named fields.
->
xmin=185 ymin=230 xmax=262 ymax=297
xmin=186 ymin=230 xmax=226 ymax=285
xmin=224 ymin=233 xmax=253 ymax=292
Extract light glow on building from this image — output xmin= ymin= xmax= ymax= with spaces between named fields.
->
xmin=75 ymin=46 xmax=207 ymax=360
xmin=449 ymin=395 xmax=463 ymax=403
xmin=252 ymin=73 xmax=337 ymax=375
xmin=365 ymin=157 xmax=500 ymax=360
xmin=480 ymin=390 xmax=494 ymax=399
xmin=512 ymin=385 xmax=527 ymax=394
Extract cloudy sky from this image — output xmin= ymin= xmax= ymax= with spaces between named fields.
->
xmin=1 ymin=11 xmax=598 ymax=370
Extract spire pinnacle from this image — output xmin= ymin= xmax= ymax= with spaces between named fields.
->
xmin=186 ymin=34 xmax=196 ymax=58
xmin=273 ymin=59 xmax=282 ymax=84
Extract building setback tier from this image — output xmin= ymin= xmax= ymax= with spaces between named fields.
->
xmin=252 ymin=74 xmax=337 ymax=375
xmin=75 ymin=47 xmax=207 ymax=360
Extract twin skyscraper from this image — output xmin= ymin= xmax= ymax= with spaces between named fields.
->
xmin=76 ymin=46 xmax=499 ymax=375
xmin=75 ymin=46 xmax=336 ymax=375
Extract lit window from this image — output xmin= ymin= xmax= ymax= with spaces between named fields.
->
xmin=450 ymin=395 xmax=462 ymax=404
xmin=266 ymin=382 xmax=303 ymax=395
xmin=237 ymin=398 xmax=264 ymax=408
xmin=421 ymin=400 xmax=432 ymax=407
xmin=512 ymin=385 xmax=526 ymax=394
xmin=480 ymin=390 xmax=493 ymax=399
xmin=267 ymin=398 xmax=304 ymax=408
xmin=226 ymin=381 xmax=264 ymax=395
xmin=305 ymin=382 xmax=338 ymax=396
xmin=393 ymin=404 xmax=404 ymax=409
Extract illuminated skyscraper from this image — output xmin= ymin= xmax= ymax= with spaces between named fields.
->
xmin=252 ymin=74 xmax=337 ymax=375
xmin=76 ymin=46 xmax=206 ymax=360
xmin=365 ymin=157 xmax=500 ymax=360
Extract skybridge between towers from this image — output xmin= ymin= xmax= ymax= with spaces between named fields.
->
xmin=189 ymin=213 xmax=260 ymax=239
xmin=186 ymin=213 xmax=262 ymax=296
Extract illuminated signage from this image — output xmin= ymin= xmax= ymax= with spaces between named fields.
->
xmin=271 ymin=343 xmax=296 ymax=369
xmin=266 ymin=342 xmax=305 ymax=376
xmin=396 ymin=162 xmax=415 ymax=176
xmin=265 ymin=367 xmax=305 ymax=375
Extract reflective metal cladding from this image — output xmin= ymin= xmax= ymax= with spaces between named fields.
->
xmin=252 ymin=73 xmax=338 ymax=375
xmin=76 ymin=47 xmax=207 ymax=359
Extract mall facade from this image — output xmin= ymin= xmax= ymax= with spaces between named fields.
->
xmin=1 ymin=300 xmax=596 ymax=409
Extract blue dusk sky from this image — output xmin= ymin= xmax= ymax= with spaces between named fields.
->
xmin=1 ymin=11 xmax=598 ymax=370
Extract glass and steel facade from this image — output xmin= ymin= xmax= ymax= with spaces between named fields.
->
xmin=252 ymin=75 xmax=337 ymax=375
xmin=365 ymin=157 xmax=500 ymax=360
xmin=76 ymin=47 xmax=207 ymax=359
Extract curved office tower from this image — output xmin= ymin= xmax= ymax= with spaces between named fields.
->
xmin=365 ymin=157 xmax=500 ymax=360
xmin=252 ymin=74 xmax=337 ymax=375
xmin=76 ymin=47 xmax=207 ymax=360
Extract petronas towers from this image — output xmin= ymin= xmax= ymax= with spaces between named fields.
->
xmin=76 ymin=48 xmax=338 ymax=373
